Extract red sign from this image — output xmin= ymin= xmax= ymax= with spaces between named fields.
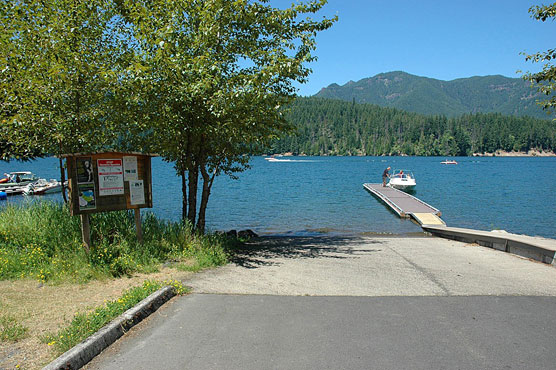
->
xmin=97 ymin=159 xmax=124 ymax=196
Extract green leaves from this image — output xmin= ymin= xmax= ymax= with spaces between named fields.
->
xmin=115 ymin=0 xmax=335 ymax=229
xmin=1 ymin=0 xmax=135 ymax=159
xmin=523 ymin=3 xmax=556 ymax=118
xmin=529 ymin=4 xmax=556 ymax=21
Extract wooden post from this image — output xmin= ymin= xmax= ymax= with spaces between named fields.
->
xmin=80 ymin=214 xmax=91 ymax=254
xmin=134 ymin=208 xmax=143 ymax=244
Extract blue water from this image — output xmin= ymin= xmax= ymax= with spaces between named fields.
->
xmin=1 ymin=156 xmax=555 ymax=238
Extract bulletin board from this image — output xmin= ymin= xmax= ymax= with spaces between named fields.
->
xmin=63 ymin=152 xmax=155 ymax=216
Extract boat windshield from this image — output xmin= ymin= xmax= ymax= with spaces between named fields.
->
xmin=392 ymin=170 xmax=414 ymax=179
xmin=10 ymin=172 xmax=37 ymax=181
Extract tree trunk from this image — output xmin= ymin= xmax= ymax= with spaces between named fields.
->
xmin=180 ymin=168 xmax=188 ymax=222
xmin=59 ymin=157 xmax=67 ymax=203
xmin=58 ymin=139 xmax=67 ymax=203
xmin=187 ymin=165 xmax=198 ymax=228
xmin=196 ymin=164 xmax=215 ymax=233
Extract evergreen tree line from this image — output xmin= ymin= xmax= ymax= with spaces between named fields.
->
xmin=269 ymin=97 xmax=556 ymax=156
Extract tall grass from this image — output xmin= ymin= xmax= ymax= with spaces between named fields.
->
xmin=0 ymin=201 xmax=230 ymax=282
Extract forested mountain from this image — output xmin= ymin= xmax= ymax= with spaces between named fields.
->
xmin=270 ymin=97 xmax=556 ymax=156
xmin=315 ymin=71 xmax=549 ymax=119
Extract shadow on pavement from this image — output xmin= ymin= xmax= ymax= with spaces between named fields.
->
xmin=228 ymin=235 xmax=384 ymax=269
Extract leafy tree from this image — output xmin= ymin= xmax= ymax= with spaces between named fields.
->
xmin=0 ymin=0 xmax=132 ymax=197
xmin=522 ymin=3 xmax=556 ymax=118
xmin=118 ymin=0 xmax=336 ymax=232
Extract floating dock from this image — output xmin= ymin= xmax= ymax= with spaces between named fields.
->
xmin=0 ymin=185 xmax=25 ymax=196
xmin=363 ymin=183 xmax=445 ymax=226
xmin=363 ymin=183 xmax=556 ymax=268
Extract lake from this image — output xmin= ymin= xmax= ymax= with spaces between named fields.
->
xmin=1 ymin=156 xmax=555 ymax=239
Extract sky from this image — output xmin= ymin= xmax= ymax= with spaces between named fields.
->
xmin=275 ymin=0 xmax=555 ymax=96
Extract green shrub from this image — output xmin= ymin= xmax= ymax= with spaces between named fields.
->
xmin=0 ymin=201 xmax=229 ymax=282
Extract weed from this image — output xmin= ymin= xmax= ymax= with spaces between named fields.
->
xmin=0 ymin=315 xmax=28 ymax=342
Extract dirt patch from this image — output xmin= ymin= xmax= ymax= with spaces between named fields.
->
xmin=0 ymin=267 xmax=193 ymax=370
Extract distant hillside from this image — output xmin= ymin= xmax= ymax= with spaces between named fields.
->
xmin=314 ymin=71 xmax=549 ymax=119
xmin=269 ymin=97 xmax=556 ymax=156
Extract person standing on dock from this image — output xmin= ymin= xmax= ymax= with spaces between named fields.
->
xmin=382 ymin=166 xmax=391 ymax=187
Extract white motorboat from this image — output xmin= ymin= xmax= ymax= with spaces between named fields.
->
xmin=265 ymin=157 xmax=292 ymax=162
xmin=440 ymin=159 xmax=458 ymax=165
xmin=388 ymin=169 xmax=416 ymax=191
xmin=23 ymin=179 xmax=63 ymax=195
xmin=265 ymin=155 xmax=288 ymax=162
xmin=0 ymin=171 xmax=39 ymax=188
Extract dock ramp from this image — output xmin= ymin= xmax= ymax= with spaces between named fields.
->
xmin=363 ymin=183 xmax=444 ymax=225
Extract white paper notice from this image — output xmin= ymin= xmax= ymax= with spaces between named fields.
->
xmin=98 ymin=159 xmax=124 ymax=196
xmin=129 ymin=180 xmax=145 ymax=205
xmin=123 ymin=156 xmax=138 ymax=181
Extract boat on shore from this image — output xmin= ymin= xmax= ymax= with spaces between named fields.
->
xmin=388 ymin=169 xmax=416 ymax=191
xmin=440 ymin=159 xmax=458 ymax=165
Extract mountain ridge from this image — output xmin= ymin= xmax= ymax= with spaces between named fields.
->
xmin=314 ymin=71 xmax=548 ymax=119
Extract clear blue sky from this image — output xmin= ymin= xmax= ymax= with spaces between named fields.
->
xmin=276 ymin=0 xmax=555 ymax=96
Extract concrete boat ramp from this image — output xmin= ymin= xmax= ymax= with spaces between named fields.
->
xmin=363 ymin=183 xmax=556 ymax=267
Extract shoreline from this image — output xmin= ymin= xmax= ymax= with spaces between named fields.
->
xmin=472 ymin=149 xmax=556 ymax=157
xmin=269 ymin=150 xmax=556 ymax=157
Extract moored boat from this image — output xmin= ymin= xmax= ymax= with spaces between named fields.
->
xmin=0 ymin=172 xmax=40 ymax=189
xmin=388 ymin=169 xmax=416 ymax=191
xmin=23 ymin=179 xmax=63 ymax=195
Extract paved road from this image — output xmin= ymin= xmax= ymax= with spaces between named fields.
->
xmin=86 ymin=236 xmax=556 ymax=370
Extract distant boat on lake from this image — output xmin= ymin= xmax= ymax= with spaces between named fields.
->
xmin=265 ymin=157 xmax=292 ymax=162
xmin=441 ymin=159 xmax=458 ymax=165
xmin=265 ymin=155 xmax=293 ymax=162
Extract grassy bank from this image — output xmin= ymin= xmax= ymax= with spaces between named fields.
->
xmin=43 ymin=279 xmax=188 ymax=355
xmin=0 ymin=200 xmax=230 ymax=283
xmin=0 ymin=200 xmax=234 ymax=369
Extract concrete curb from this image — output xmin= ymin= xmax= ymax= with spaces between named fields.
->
xmin=43 ymin=285 xmax=177 ymax=370
xmin=422 ymin=225 xmax=556 ymax=266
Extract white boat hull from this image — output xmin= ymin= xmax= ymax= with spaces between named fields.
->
xmin=388 ymin=175 xmax=416 ymax=190
xmin=266 ymin=158 xmax=292 ymax=162
xmin=23 ymin=180 xmax=63 ymax=195
xmin=388 ymin=182 xmax=416 ymax=190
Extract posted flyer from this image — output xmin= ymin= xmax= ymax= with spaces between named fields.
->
xmin=129 ymin=180 xmax=145 ymax=205
xmin=78 ymin=183 xmax=96 ymax=210
xmin=97 ymin=159 xmax=124 ymax=196
xmin=123 ymin=156 xmax=138 ymax=181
